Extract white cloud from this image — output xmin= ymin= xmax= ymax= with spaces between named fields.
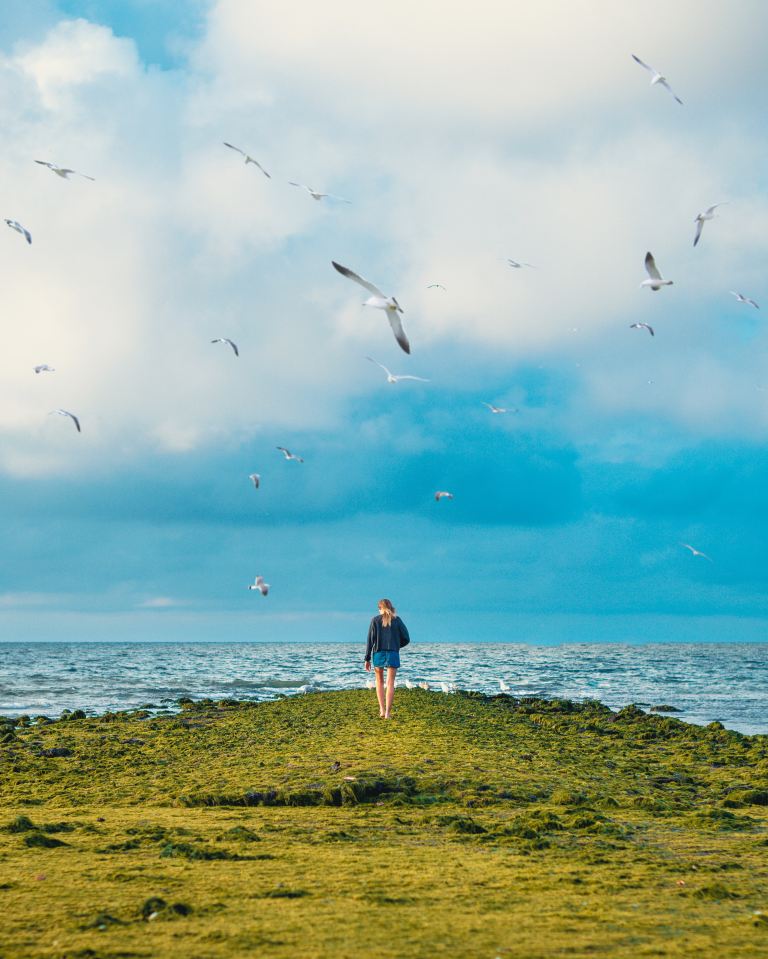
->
xmin=3 ymin=3 xmax=768 ymax=481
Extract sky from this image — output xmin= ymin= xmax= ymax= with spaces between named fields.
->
xmin=3 ymin=0 xmax=768 ymax=644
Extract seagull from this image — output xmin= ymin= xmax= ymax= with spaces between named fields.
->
xmin=332 ymin=261 xmax=410 ymax=354
xmin=34 ymin=160 xmax=94 ymax=180
xmin=222 ymin=143 xmax=270 ymax=178
xmin=630 ymin=322 xmax=655 ymax=336
xmin=34 ymin=364 xmax=55 ymax=374
xmin=248 ymin=575 xmax=270 ymax=595
xmin=483 ymin=403 xmax=517 ymax=414
xmin=434 ymin=491 xmax=454 ymax=501
xmin=681 ymin=543 xmax=712 ymax=562
xmin=504 ymin=258 xmax=536 ymax=269
xmin=276 ymin=446 xmax=304 ymax=463
xmin=693 ymin=204 xmax=726 ymax=247
xmin=427 ymin=283 xmax=446 ymax=290
xmin=418 ymin=681 xmax=430 ymax=691
xmin=5 ymin=219 xmax=31 ymax=244
xmin=631 ymin=54 xmax=683 ymax=105
xmin=249 ymin=473 xmax=260 ymax=489
xmin=641 ymin=252 xmax=673 ymax=291
xmin=49 ymin=409 xmax=80 ymax=432
xmin=730 ymin=291 xmax=760 ymax=310
xmin=404 ymin=679 xmax=416 ymax=689
xmin=499 ymin=679 xmax=511 ymax=693
xmin=440 ymin=681 xmax=452 ymax=694
xmin=288 ymin=182 xmax=350 ymax=202
xmin=211 ymin=338 xmax=239 ymax=357
xmin=366 ymin=356 xmax=429 ymax=384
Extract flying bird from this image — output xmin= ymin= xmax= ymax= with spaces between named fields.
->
xmin=434 ymin=491 xmax=454 ymax=501
xmin=49 ymin=409 xmax=80 ymax=432
xmin=288 ymin=182 xmax=350 ymax=202
xmin=249 ymin=473 xmax=260 ymax=489
xmin=630 ymin=322 xmax=655 ymax=336
xmin=34 ymin=160 xmax=94 ymax=180
xmin=483 ymin=402 xmax=517 ymax=413
xmin=211 ymin=338 xmax=239 ymax=357
xmin=332 ymin=261 xmax=410 ymax=354
xmin=504 ymin=258 xmax=536 ymax=269
xmin=681 ymin=543 xmax=712 ymax=562
xmin=693 ymin=204 xmax=726 ymax=247
xmin=5 ymin=219 xmax=31 ymax=244
xmin=641 ymin=252 xmax=673 ymax=291
xmin=276 ymin=446 xmax=304 ymax=463
xmin=427 ymin=283 xmax=446 ymax=290
xmin=34 ymin=364 xmax=55 ymax=374
xmin=366 ymin=356 xmax=429 ymax=384
xmin=222 ymin=143 xmax=270 ymax=178
xmin=730 ymin=291 xmax=760 ymax=310
xmin=631 ymin=54 xmax=683 ymax=105
xmin=248 ymin=575 xmax=270 ymax=595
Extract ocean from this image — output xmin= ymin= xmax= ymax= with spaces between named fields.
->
xmin=1 ymin=641 xmax=766 ymax=735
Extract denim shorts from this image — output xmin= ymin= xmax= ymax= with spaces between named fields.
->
xmin=372 ymin=649 xmax=400 ymax=669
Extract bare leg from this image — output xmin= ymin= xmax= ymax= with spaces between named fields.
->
xmin=374 ymin=668 xmax=386 ymax=717
xmin=384 ymin=667 xmax=397 ymax=718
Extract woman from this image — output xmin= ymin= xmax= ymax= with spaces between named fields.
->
xmin=364 ymin=598 xmax=410 ymax=719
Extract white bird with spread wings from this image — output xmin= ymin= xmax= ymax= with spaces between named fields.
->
xmin=223 ymin=142 xmax=271 ymax=178
xmin=35 ymin=160 xmax=94 ymax=180
xmin=631 ymin=54 xmax=683 ymax=105
xmin=332 ymin=261 xmax=411 ymax=354
xmin=366 ymin=357 xmax=428 ymax=384
xmin=640 ymin=252 xmax=673 ymax=291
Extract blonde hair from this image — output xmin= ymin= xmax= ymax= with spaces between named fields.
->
xmin=378 ymin=598 xmax=396 ymax=628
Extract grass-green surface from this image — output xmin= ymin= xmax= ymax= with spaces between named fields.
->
xmin=1 ymin=690 xmax=768 ymax=958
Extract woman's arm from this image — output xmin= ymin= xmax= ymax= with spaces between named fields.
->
xmin=398 ymin=618 xmax=410 ymax=646
xmin=364 ymin=617 xmax=376 ymax=664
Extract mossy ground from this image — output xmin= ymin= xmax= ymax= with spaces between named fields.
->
xmin=1 ymin=690 xmax=768 ymax=958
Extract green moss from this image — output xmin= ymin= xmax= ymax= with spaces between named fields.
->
xmin=1 ymin=690 xmax=767 ymax=958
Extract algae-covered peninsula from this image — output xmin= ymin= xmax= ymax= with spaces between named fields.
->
xmin=1 ymin=690 xmax=768 ymax=958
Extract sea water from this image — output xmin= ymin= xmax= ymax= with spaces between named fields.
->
xmin=1 ymin=642 xmax=766 ymax=735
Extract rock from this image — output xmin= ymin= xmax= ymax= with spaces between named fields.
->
xmin=41 ymin=747 xmax=74 ymax=758
xmin=141 ymin=897 xmax=167 ymax=920
xmin=650 ymin=704 xmax=681 ymax=713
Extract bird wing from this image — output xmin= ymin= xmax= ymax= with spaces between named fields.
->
xmin=23 ymin=227 xmax=31 ymax=244
xmin=331 ymin=261 xmax=386 ymax=298
xmin=647 ymin=325 xmax=655 ymax=336
xmin=366 ymin=356 xmax=391 ymax=376
xmin=276 ymin=446 xmax=289 ymax=457
xmin=386 ymin=308 xmax=411 ymax=354
xmin=748 ymin=298 xmax=760 ymax=309
xmin=657 ymin=78 xmax=683 ymax=104
xmin=226 ymin=339 xmax=239 ymax=356
xmin=34 ymin=160 xmax=54 ymax=170
xmin=631 ymin=53 xmax=655 ymax=74
xmin=693 ymin=218 xmax=704 ymax=247
xmin=644 ymin=252 xmax=662 ymax=280
xmin=250 ymin=160 xmax=271 ymax=178
xmin=288 ymin=181 xmax=307 ymax=190
xmin=68 ymin=412 xmax=81 ymax=432
xmin=396 ymin=375 xmax=429 ymax=382
xmin=74 ymin=171 xmax=95 ymax=181
xmin=223 ymin=142 xmax=245 ymax=157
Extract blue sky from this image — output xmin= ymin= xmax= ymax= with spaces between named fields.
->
xmin=3 ymin=1 xmax=768 ymax=643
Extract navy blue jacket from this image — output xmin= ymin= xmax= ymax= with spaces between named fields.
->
xmin=365 ymin=615 xmax=410 ymax=663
